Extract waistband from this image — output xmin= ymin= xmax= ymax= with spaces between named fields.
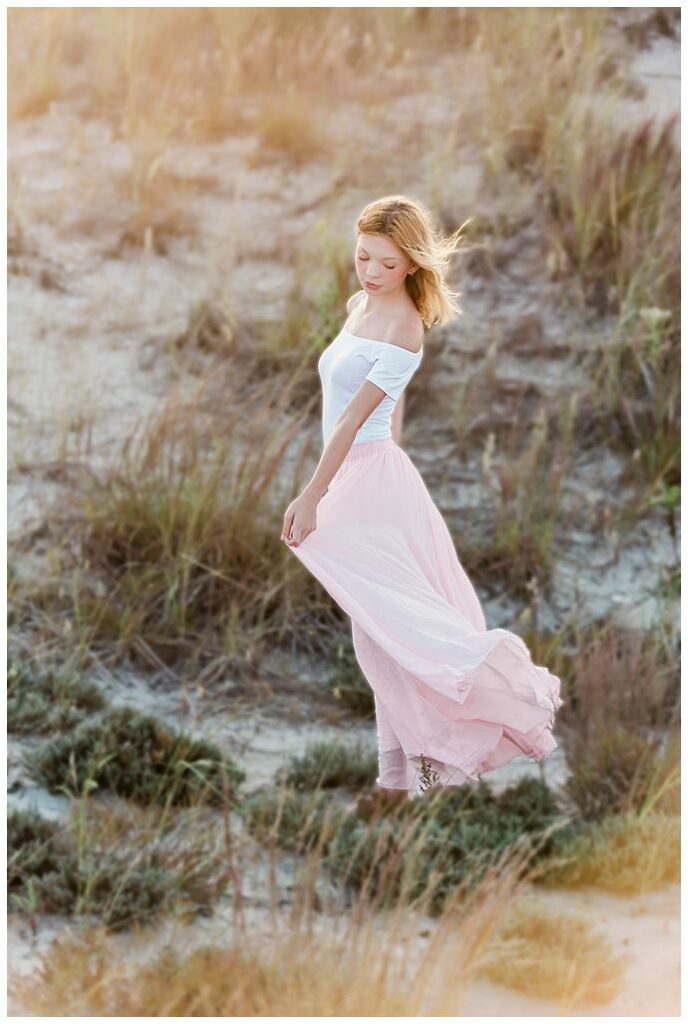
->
xmin=343 ymin=437 xmax=398 ymax=463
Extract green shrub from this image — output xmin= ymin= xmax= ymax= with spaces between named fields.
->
xmin=279 ymin=739 xmax=378 ymax=791
xmin=8 ymin=657 xmax=106 ymax=734
xmin=24 ymin=705 xmax=245 ymax=807
xmin=243 ymin=775 xmax=578 ymax=914
xmin=403 ymin=779 xmax=580 ymax=912
xmin=239 ymin=788 xmax=346 ymax=854
xmin=7 ymin=806 xmax=62 ymax=889
xmin=322 ymin=812 xmax=430 ymax=906
xmin=8 ymin=805 xmax=228 ymax=931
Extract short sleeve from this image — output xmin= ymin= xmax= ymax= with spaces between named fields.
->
xmin=364 ymin=344 xmax=423 ymax=401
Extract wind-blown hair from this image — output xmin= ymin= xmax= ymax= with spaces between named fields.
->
xmin=355 ymin=195 xmax=470 ymax=329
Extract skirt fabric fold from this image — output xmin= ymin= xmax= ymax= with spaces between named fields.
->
xmin=286 ymin=438 xmax=563 ymax=794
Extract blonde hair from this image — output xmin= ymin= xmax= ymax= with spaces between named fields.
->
xmin=355 ymin=195 xmax=470 ymax=329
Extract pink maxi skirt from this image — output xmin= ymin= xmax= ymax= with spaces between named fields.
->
xmin=286 ymin=437 xmax=564 ymax=794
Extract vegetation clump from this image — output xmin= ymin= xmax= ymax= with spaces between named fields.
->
xmin=8 ymin=804 xmax=230 ymax=931
xmin=239 ymin=788 xmax=346 ymax=854
xmin=479 ymin=898 xmax=628 ymax=1007
xmin=8 ymin=657 xmax=106 ymax=735
xmin=278 ymin=738 xmax=378 ymax=791
xmin=24 ymin=705 xmax=245 ymax=807
xmin=242 ymin=776 xmax=579 ymax=913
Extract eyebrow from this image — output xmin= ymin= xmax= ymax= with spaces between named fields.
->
xmin=358 ymin=247 xmax=399 ymax=261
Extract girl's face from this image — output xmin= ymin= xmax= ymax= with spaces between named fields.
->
xmin=355 ymin=233 xmax=416 ymax=296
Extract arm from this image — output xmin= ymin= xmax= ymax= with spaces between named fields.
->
xmin=391 ymin=391 xmax=405 ymax=444
xmin=281 ymin=382 xmax=387 ymax=547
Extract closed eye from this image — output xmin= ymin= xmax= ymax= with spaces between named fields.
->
xmin=358 ymin=256 xmax=397 ymax=269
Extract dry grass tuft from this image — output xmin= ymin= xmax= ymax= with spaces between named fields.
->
xmin=9 ymin=380 xmax=339 ymax=678
xmin=537 ymin=812 xmax=680 ymax=896
xmin=478 ymin=896 xmax=629 ymax=1008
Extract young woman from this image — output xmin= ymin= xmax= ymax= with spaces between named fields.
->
xmin=281 ymin=195 xmax=563 ymax=796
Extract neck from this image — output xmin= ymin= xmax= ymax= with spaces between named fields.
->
xmin=363 ymin=285 xmax=409 ymax=315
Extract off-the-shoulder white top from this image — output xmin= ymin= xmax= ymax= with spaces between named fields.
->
xmin=317 ymin=326 xmax=423 ymax=446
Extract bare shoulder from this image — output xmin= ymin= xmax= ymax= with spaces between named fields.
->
xmin=390 ymin=309 xmax=425 ymax=354
xmin=346 ymin=290 xmax=366 ymax=315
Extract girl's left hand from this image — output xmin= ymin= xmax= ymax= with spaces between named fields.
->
xmin=281 ymin=494 xmax=318 ymax=547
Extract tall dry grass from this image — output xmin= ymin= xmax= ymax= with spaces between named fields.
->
xmin=472 ymin=394 xmax=579 ymax=598
xmin=543 ymin=113 xmax=679 ymax=314
xmin=11 ymin=811 xmax=618 ymax=1015
xmin=466 ymin=7 xmax=616 ymax=175
xmin=580 ymin=299 xmax=680 ymax=499
xmin=7 ymin=8 xmax=474 ymax=126
xmin=453 ymin=8 xmax=679 ymax=499
xmin=554 ymin=620 xmax=679 ymax=822
xmin=9 ymin=375 xmax=346 ymax=679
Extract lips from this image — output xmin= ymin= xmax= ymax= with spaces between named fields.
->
xmin=365 ymin=282 xmax=380 ymax=289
